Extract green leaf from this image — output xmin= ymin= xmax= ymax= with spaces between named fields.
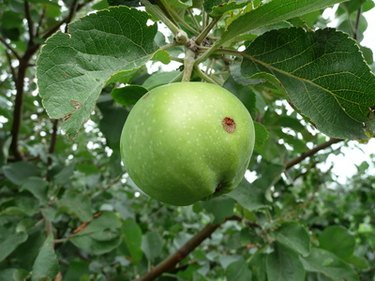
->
xmin=53 ymin=164 xmax=74 ymax=186
xmin=0 ymin=268 xmax=30 ymax=281
xmin=228 ymin=161 xmax=283 ymax=211
xmin=204 ymin=0 xmax=247 ymax=17
xmin=122 ymin=218 xmax=143 ymax=264
xmin=300 ymin=248 xmax=359 ymax=281
xmin=31 ymin=235 xmax=59 ymax=281
xmin=318 ymin=225 xmax=355 ymax=260
xmin=70 ymin=212 xmax=122 ymax=255
xmin=224 ymin=75 xmax=257 ymax=118
xmin=98 ymin=101 xmax=128 ymax=151
xmin=346 ymin=254 xmax=369 ymax=270
xmin=36 ymin=7 xmax=158 ymax=137
xmin=241 ymin=28 xmax=375 ymax=139
xmin=267 ymin=242 xmax=306 ymax=281
xmin=254 ymin=122 xmax=269 ymax=153
xmin=152 ymin=49 xmax=171 ymax=64
xmin=227 ymin=178 xmax=269 ymax=211
xmin=201 ymin=197 xmax=235 ymax=223
xmin=59 ymin=189 xmax=92 ymax=221
xmin=142 ymin=231 xmax=163 ymax=261
xmin=275 ymin=222 xmax=311 ymax=256
xmin=142 ymin=71 xmax=181 ymax=90
xmin=3 ymin=162 xmax=40 ymax=185
xmin=21 ymin=177 xmax=48 ymax=205
xmin=225 ymin=258 xmax=252 ymax=281
xmin=220 ymin=0 xmax=347 ymax=43
xmin=63 ymin=261 xmax=89 ymax=281
xmin=0 ymin=225 xmax=28 ymax=262
xmin=111 ymin=85 xmax=148 ymax=107
xmin=250 ymin=252 xmax=267 ymax=281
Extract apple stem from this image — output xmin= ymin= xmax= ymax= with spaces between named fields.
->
xmin=195 ymin=17 xmax=220 ymax=46
xmin=140 ymin=0 xmax=180 ymax=35
xmin=182 ymin=48 xmax=195 ymax=81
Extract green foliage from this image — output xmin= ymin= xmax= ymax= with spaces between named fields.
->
xmin=1 ymin=0 xmax=375 ymax=280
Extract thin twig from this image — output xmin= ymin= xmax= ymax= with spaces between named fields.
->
xmin=24 ymin=0 xmax=35 ymax=44
xmin=194 ymin=66 xmax=219 ymax=84
xmin=285 ymin=138 xmax=343 ymax=170
xmin=195 ymin=17 xmax=220 ymax=45
xmin=42 ymin=0 xmax=81 ymax=39
xmin=187 ymin=9 xmax=201 ymax=30
xmin=141 ymin=0 xmax=180 ymax=35
xmin=353 ymin=7 xmax=362 ymax=40
xmin=0 ymin=37 xmax=21 ymax=60
xmin=36 ymin=8 xmax=46 ymax=37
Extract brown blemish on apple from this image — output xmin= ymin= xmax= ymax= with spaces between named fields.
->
xmin=222 ymin=117 xmax=236 ymax=133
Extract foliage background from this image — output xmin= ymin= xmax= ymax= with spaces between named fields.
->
xmin=0 ymin=0 xmax=374 ymax=280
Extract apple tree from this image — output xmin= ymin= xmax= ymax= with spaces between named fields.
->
xmin=0 ymin=0 xmax=375 ymax=280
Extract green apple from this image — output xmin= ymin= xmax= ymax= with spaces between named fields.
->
xmin=120 ymin=82 xmax=255 ymax=206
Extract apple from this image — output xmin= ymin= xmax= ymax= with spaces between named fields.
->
xmin=120 ymin=82 xmax=255 ymax=206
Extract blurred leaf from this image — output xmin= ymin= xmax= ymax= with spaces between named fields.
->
xmin=98 ymin=101 xmax=128 ymax=150
xmin=142 ymin=231 xmax=163 ymax=262
xmin=63 ymin=260 xmax=89 ymax=281
xmin=142 ymin=71 xmax=181 ymax=90
xmin=36 ymin=7 xmax=158 ymax=137
xmin=254 ymin=122 xmax=269 ymax=153
xmin=300 ymin=248 xmax=359 ymax=281
xmin=59 ymin=189 xmax=92 ymax=221
xmin=267 ymin=242 xmax=306 ymax=281
xmin=225 ymin=258 xmax=252 ymax=281
xmin=21 ymin=177 xmax=48 ymax=205
xmin=0 ymin=225 xmax=28 ymax=262
xmin=53 ymin=164 xmax=75 ymax=186
xmin=228 ymin=161 xmax=283 ymax=211
xmin=227 ymin=178 xmax=269 ymax=211
xmin=318 ymin=225 xmax=355 ymax=259
xmin=3 ymin=162 xmax=40 ymax=185
xmin=122 ymin=218 xmax=143 ymax=264
xmin=111 ymin=85 xmax=148 ymax=107
xmin=70 ymin=212 xmax=122 ymax=255
xmin=31 ymin=235 xmax=59 ymax=281
xmin=250 ymin=252 xmax=267 ymax=281
xmin=201 ymin=197 xmax=235 ymax=223
xmin=0 ymin=268 xmax=30 ymax=281
xmin=224 ymin=75 xmax=257 ymax=118
xmin=275 ymin=222 xmax=311 ymax=256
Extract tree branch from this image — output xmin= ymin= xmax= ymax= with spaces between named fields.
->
xmin=137 ymin=217 xmax=241 ymax=281
xmin=8 ymin=0 xmax=82 ymax=161
xmin=35 ymin=7 xmax=46 ymax=37
xmin=42 ymin=0 xmax=81 ymax=39
xmin=285 ymin=138 xmax=343 ymax=170
xmin=0 ymin=37 xmax=21 ymax=60
xmin=24 ymin=0 xmax=35 ymax=44
xmin=182 ymin=48 xmax=195 ymax=81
